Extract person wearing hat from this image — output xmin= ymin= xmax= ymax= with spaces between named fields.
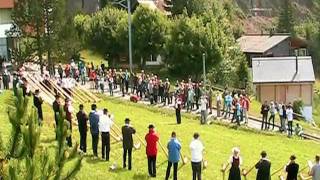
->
xmin=52 ymin=94 xmax=62 ymax=139
xmin=286 ymin=103 xmax=294 ymax=136
xmin=64 ymin=98 xmax=74 ymax=147
xmin=122 ymin=118 xmax=136 ymax=170
xmin=285 ymin=155 xmax=299 ymax=180
xmin=145 ymin=124 xmax=159 ymax=177
xmin=89 ymin=104 xmax=100 ymax=158
xmin=255 ymin=151 xmax=271 ymax=180
xmin=76 ymin=104 xmax=88 ymax=153
xmin=33 ymin=89 xmax=43 ymax=124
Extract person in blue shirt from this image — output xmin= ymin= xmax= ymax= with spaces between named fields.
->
xmin=89 ymin=104 xmax=100 ymax=158
xmin=165 ymin=132 xmax=181 ymax=180
xmin=224 ymin=93 xmax=233 ymax=119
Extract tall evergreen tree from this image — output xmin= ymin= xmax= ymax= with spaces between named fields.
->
xmin=277 ymin=0 xmax=295 ymax=35
xmin=0 ymin=90 xmax=82 ymax=179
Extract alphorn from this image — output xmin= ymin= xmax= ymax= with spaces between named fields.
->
xmin=158 ymin=140 xmax=168 ymax=158
xmin=271 ymin=165 xmax=285 ymax=176
xmin=46 ymin=78 xmax=75 ymax=103
xmin=26 ymin=75 xmax=55 ymax=104
xmin=25 ymin=77 xmax=54 ymax=105
xmin=74 ymin=86 xmax=94 ymax=103
xmin=75 ymin=81 xmax=100 ymax=102
xmin=221 ymin=164 xmax=227 ymax=180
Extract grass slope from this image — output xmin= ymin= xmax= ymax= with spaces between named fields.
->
xmin=0 ymin=91 xmax=319 ymax=179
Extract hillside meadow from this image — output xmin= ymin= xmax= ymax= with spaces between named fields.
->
xmin=0 ymin=91 xmax=319 ymax=179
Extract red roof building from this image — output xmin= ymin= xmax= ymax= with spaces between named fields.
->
xmin=0 ymin=0 xmax=14 ymax=9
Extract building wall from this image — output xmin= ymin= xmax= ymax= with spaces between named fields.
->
xmin=0 ymin=38 xmax=7 ymax=59
xmin=0 ymin=9 xmax=11 ymax=24
xmin=265 ymin=38 xmax=291 ymax=57
xmin=256 ymin=83 xmax=313 ymax=106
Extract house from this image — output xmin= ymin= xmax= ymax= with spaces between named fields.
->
xmin=0 ymin=0 xmax=14 ymax=60
xmin=237 ymin=34 xmax=291 ymax=66
xmin=252 ymin=56 xmax=315 ymax=120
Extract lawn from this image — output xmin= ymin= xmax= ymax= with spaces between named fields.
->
xmin=80 ymin=49 xmax=107 ymax=67
xmin=0 ymin=90 xmax=319 ymax=179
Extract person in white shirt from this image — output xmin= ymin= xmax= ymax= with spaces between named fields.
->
xmin=190 ymin=133 xmax=204 ymax=180
xmin=309 ymin=155 xmax=320 ymax=180
xmin=286 ymin=103 xmax=294 ymax=136
xmin=200 ymin=95 xmax=208 ymax=125
xmin=99 ymin=108 xmax=113 ymax=161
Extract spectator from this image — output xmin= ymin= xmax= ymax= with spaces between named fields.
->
xmin=268 ymin=101 xmax=277 ymax=130
xmin=295 ymin=123 xmax=304 ymax=138
xmin=286 ymin=103 xmax=294 ymax=136
xmin=33 ymin=89 xmax=43 ymax=124
xmin=279 ymin=103 xmax=287 ymax=133
xmin=200 ymin=95 xmax=208 ymax=125
xmin=260 ymin=101 xmax=269 ymax=130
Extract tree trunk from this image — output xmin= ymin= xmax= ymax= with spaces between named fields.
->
xmin=36 ymin=26 xmax=43 ymax=75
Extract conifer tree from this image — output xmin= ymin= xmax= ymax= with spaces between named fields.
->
xmin=277 ymin=0 xmax=295 ymax=35
xmin=0 ymin=89 xmax=82 ymax=179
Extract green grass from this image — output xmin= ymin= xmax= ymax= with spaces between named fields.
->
xmin=80 ymin=49 xmax=107 ymax=67
xmin=1 ymin=91 xmax=320 ymax=179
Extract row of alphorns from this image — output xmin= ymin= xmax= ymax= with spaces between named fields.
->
xmin=221 ymin=159 xmax=314 ymax=180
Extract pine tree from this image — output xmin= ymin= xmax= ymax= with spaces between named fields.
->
xmin=1 ymin=89 xmax=82 ymax=179
xmin=277 ymin=0 xmax=295 ymax=35
xmin=235 ymin=59 xmax=250 ymax=89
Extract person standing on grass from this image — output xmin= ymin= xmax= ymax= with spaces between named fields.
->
xmin=77 ymin=104 xmax=88 ymax=153
xmin=260 ymin=101 xmax=269 ymax=130
xmin=200 ymin=95 xmax=208 ymax=125
xmin=285 ymin=155 xmax=299 ymax=180
xmin=64 ymin=98 xmax=73 ymax=147
xmin=164 ymin=78 xmax=171 ymax=105
xmin=278 ymin=103 xmax=286 ymax=132
xmin=268 ymin=101 xmax=277 ymax=130
xmin=190 ymin=132 xmax=204 ymax=180
xmin=165 ymin=132 xmax=181 ymax=180
xmin=145 ymin=124 xmax=159 ymax=177
xmin=99 ymin=108 xmax=113 ymax=161
xmin=309 ymin=155 xmax=320 ymax=180
xmin=255 ymin=151 xmax=271 ymax=180
xmin=53 ymin=94 xmax=62 ymax=139
xmin=89 ymin=104 xmax=99 ymax=158
xmin=175 ymin=97 xmax=182 ymax=124
xmin=286 ymin=103 xmax=294 ymax=136
xmin=122 ymin=118 xmax=136 ymax=170
xmin=33 ymin=89 xmax=43 ymax=124
xmin=194 ymin=83 xmax=201 ymax=110
xmin=226 ymin=147 xmax=242 ymax=180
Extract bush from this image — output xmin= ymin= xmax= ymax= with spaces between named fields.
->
xmin=293 ymin=99 xmax=304 ymax=119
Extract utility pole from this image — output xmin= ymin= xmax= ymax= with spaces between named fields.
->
xmin=112 ymin=0 xmax=133 ymax=73
xmin=202 ymin=53 xmax=206 ymax=85
xmin=127 ymin=0 xmax=133 ymax=73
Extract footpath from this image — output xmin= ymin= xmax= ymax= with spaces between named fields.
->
xmin=83 ymin=84 xmax=320 ymax=142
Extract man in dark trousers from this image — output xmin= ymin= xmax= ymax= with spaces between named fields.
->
xmin=285 ymin=155 xmax=299 ymax=180
xmin=89 ymin=104 xmax=100 ymax=158
xmin=33 ymin=89 xmax=43 ymax=124
xmin=255 ymin=151 xmax=271 ymax=180
xmin=145 ymin=124 xmax=159 ymax=177
xmin=99 ymin=108 xmax=113 ymax=161
xmin=260 ymin=101 xmax=270 ymax=130
xmin=175 ymin=97 xmax=182 ymax=124
xmin=122 ymin=118 xmax=136 ymax=170
xmin=52 ymin=94 xmax=62 ymax=139
xmin=76 ymin=104 xmax=88 ymax=153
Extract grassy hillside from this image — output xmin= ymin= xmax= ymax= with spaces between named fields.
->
xmin=1 ymin=90 xmax=319 ymax=179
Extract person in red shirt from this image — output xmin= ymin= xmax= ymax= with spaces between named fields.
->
xmin=145 ymin=124 xmax=159 ymax=177
xmin=240 ymin=94 xmax=250 ymax=124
